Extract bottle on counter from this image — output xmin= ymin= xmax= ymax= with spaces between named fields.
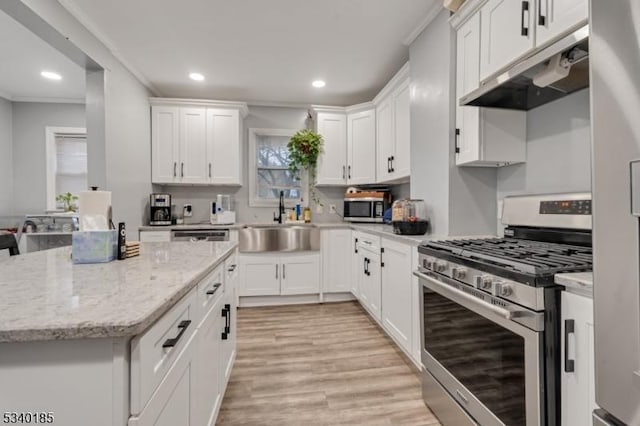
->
xmin=303 ymin=207 xmax=311 ymax=223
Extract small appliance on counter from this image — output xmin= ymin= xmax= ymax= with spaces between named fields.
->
xmin=210 ymin=194 xmax=236 ymax=225
xmin=392 ymin=199 xmax=429 ymax=235
xmin=150 ymin=194 xmax=171 ymax=226
xmin=343 ymin=189 xmax=391 ymax=223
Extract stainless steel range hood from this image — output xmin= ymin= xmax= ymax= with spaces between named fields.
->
xmin=460 ymin=25 xmax=589 ymax=110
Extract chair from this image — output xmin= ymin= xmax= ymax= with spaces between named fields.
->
xmin=0 ymin=233 xmax=19 ymax=256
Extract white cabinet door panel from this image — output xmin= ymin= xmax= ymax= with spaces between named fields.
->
xmin=152 ymin=106 xmax=179 ymax=184
xmin=193 ymin=303 xmax=222 ymax=426
xmin=381 ymin=239 xmax=412 ymax=354
xmin=239 ymin=255 xmax=280 ymax=296
xmin=392 ymin=80 xmax=411 ymax=179
xmin=316 ymin=113 xmax=348 ymax=185
xmin=322 ymin=230 xmax=352 ymax=293
xmin=179 ymin=108 xmax=208 ymax=184
xmin=281 ymin=253 xmax=320 ymax=295
xmin=376 ymin=99 xmax=394 ymax=183
xmin=347 ymin=109 xmax=376 ymax=185
xmin=480 ymin=0 xmax=536 ymax=81
xmin=207 ymin=108 xmax=241 ymax=185
xmin=536 ymin=0 xmax=587 ymax=47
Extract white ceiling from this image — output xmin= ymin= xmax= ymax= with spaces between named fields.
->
xmin=0 ymin=10 xmax=86 ymax=102
xmin=62 ymin=0 xmax=440 ymax=106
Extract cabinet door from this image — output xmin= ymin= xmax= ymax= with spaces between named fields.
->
xmin=536 ymin=0 xmax=587 ymax=47
xmin=207 ymin=108 xmax=241 ymax=185
xmin=219 ymin=288 xmax=236 ymax=388
xmin=281 ymin=253 xmax=320 ymax=295
xmin=239 ymin=255 xmax=280 ymax=296
xmin=381 ymin=239 xmax=412 ymax=354
xmin=179 ymin=108 xmax=208 ymax=184
xmin=322 ymin=230 xmax=352 ymax=293
xmin=455 ymin=12 xmax=482 ymax=165
xmin=392 ymin=80 xmax=411 ymax=179
xmin=364 ymin=251 xmax=382 ymax=322
xmin=347 ymin=109 xmax=376 ymax=185
xmin=316 ymin=112 xmax=348 ymax=185
xmin=376 ymin=98 xmax=394 ymax=183
xmin=561 ymin=292 xmax=597 ymax=426
xmin=151 ymin=106 xmax=179 ymax=184
xmin=357 ymin=251 xmax=369 ymax=306
xmin=351 ymin=234 xmax=361 ymax=298
xmin=480 ymin=0 xmax=536 ymax=81
xmin=193 ymin=304 xmax=222 ymax=426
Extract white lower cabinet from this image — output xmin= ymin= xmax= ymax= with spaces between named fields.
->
xmin=561 ymin=291 xmax=597 ymax=426
xmin=358 ymin=246 xmax=382 ymax=322
xmin=239 ymin=252 xmax=320 ymax=296
xmin=380 ymin=238 xmax=413 ymax=355
xmin=351 ymin=232 xmax=364 ymax=298
xmin=322 ymin=229 xmax=353 ymax=293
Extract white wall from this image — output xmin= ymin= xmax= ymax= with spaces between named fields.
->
xmin=409 ymin=10 xmax=497 ymax=237
xmin=0 ymin=97 xmax=12 ymax=215
xmin=12 ymin=102 xmax=85 ymax=214
xmin=497 ymin=89 xmax=592 ymax=201
xmin=22 ymin=0 xmax=153 ymax=229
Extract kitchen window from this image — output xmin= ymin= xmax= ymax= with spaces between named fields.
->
xmin=248 ymin=128 xmax=305 ymax=207
xmin=45 ymin=127 xmax=88 ymax=211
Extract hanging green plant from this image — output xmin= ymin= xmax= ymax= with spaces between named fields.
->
xmin=288 ymin=129 xmax=324 ymax=205
xmin=56 ymin=192 xmax=78 ymax=212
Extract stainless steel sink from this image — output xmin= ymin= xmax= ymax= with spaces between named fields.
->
xmin=239 ymin=225 xmax=320 ymax=252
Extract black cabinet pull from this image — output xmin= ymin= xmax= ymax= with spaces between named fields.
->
xmin=228 ymin=264 xmax=237 ymax=272
xmin=173 ymin=162 xmax=177 ymax=177
xmin=162 ymin=320 xmax=191 ymax=348
xmin=381 ymin=247 xmax=385 ymax=268
xmin=564 ymin=319 xmax=575 ymax=373
xmin=348 ymin=165 xmax=351 ymax=180
xmin=521 ymin=1 xmax=529 ymax=37
xmin=283 ymin=264 xmax=286 ymax=280
xmin=206 ymin=282 xmax=222 ymax=296
xmin=276 ymin=264 xmax=278 ymax=279
xmin=390 ymin=155 xmax=395 ymax=173
xmin=221 ymin=306 xmax=229 ymax=340
xmin=387 ymin=157 xmax=391 ymax=173
xmin=364 ymin=258 xmax=371 ymax=276
xmin=537 ymin=0 xmax=545 ymax=25
xmin=455 ymin=128 xmax=461 ymax=154
xmin=209 ymin=163 xmax=212 ymax=178
xmin=342 ymin=165 xmax=346 ymax=180
xmin=354 ymin=238 xmax=359 ymax=254
xmin=181 ymin=162 xmax=184 ymax=177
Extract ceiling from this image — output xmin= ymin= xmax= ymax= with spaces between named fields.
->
xmin=61 ymin=0 xmax=440 ymax=106
xmin=0 ymin=10 xmax=86 ymax=102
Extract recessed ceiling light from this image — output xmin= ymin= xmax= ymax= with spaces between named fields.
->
xmin=41 ymin=71 xmax=62 ymax=80
xmin=189 ymin=72 xmax=205 ymax=81
xmin=312 ymin=80 xmax=326 ymax=88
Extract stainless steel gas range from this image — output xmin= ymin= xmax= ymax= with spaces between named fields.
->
xmin=414 ymin=193 xmax=593 ymax=426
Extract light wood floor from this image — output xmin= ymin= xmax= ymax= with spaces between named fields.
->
xmin=217 ymin=301 xmax=440 ymax=426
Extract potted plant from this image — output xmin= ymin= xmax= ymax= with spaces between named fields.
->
xmin=288 ymin=129 xmax=324 ymax=205
xmin=56 ymin=192 xmax=78 ymax=212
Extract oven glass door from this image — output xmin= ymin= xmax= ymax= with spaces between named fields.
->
xmin=424 ymin=286 xmax=527 ymax=425
xmin=344 ymin=201 xmax=373 ymax=218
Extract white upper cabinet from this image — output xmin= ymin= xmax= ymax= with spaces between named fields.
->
xmin=535 ymin=0 xmax=588 ymax=47
xmin=316 ymin=111 xmax=348 ymax=185
xmin=347 ymin=109 xmax=377 ymax=185
xmin=151 ymin=106 xmax=180 ymax=184
xmin=375 ymin=64 xmax=410 ymax=183
xmin=480 ymin=0 xmax=536 ymax=81
xmin=150 ymin=99 xmax=247 ymax=185
xmin=455 ymin=8 xmax=526 ymax=166
xmin=179 ymin=108 xmax=208 ymax=184
xmin=207 ymin=108 xmax=241 ymax=185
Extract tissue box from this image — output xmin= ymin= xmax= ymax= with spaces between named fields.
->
xmin=72 ymin=230 xmax=117 ymax=264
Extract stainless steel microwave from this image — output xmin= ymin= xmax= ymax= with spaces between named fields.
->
xmin=343 ymin=197 xmax=390 ymax=223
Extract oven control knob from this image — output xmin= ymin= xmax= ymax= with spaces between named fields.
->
xmin=452 ymin=268 xmax=467 ymax=279
xmin=475 ymin=275 xmax=493 ymax=290
xmin=494 ymin=282 xmax=513 ymax=297
xmin=435 ymin=261 xmax=447 ymax=273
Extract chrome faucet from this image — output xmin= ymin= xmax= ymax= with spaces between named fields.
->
xmin=273 ymin=190 xmax=285 ymax=224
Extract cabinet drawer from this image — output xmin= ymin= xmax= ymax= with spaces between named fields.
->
xmin=196 ymin=264 xmax=225 ymax=324
xmin=225 ymin=250 xmax=238 ymax=284
xmin=131 ymin=288 xmax=197 ymax=415
xmin=139 ymin=231 xmax=171 ymax=243
xmin=356 ymin=232 xmax=381 ymax=251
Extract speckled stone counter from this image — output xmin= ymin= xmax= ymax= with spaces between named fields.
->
xmin=0 ymin=241 xmax=237 ymax=342
xmin=555 ymin=272 xmax=593 ymax=298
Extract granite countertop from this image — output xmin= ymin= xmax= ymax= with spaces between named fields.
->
xmin=555 ymin=272 xmax=593 ymax=298
xmin=0 ymin=241 xmax=237 ymax=343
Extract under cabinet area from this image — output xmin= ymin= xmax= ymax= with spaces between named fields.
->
xmin=150 ymin=99 xmax=247 ymax=185
xmin=239 ymin=252 xmax=320 ymax=297
xmin=561 ymin=291 xmax=597 ymax=426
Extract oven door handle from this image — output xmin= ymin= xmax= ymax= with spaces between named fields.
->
xmin=413 ymin=270 xmax=541 ymax=329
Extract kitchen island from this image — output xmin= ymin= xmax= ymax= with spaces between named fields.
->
xmin=0 ymin=241 xmax=238 ymax=426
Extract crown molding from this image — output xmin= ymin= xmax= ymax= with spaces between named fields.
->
xmin=403 ymin=1 xmax=444 ymax=46
xmin=449 ymin=0 xmax=487 ymax=29
xmin=149 ymin=97 xmax=249 ymax=117
xmin=11 ymin=96 xmax=85 ymax=104
xmin=373 ymin=62 xmax=410 ymax=105
xmin=58 ymin=0 xmax=162 ymax=96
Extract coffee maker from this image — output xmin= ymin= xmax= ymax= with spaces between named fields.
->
xmin=149 ymin=194 xmax=172 ymax=226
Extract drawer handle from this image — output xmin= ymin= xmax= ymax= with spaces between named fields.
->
xmin=162 ymin=320 xmax=191 ymax=349
xmin=564 ymin=319 xmax=575 ymax=373
xmin=228 ymin=264 xmax=237 ymax=272
xmin=520 ymin=1 xmax=530 ymax=37
xmin=206 ymin=283 xmax=222 ymax=296
xmin=221 ymin=304 xmax=231 ymax=340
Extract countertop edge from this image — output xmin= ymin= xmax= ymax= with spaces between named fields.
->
xmin=0 ymin=243 xmax=237 ymax=343
xmin=555 ymin=272 xmax=593 ymax=299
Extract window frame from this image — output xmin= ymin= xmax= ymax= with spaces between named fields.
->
xmin=248 ymin=127 xmax=308 ymax=208
xmin=45 ymin=126 xmax=87 ymax=211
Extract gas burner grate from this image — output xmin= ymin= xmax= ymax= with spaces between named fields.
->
xmin=425 ymin=238 xmax=592 ymax=275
